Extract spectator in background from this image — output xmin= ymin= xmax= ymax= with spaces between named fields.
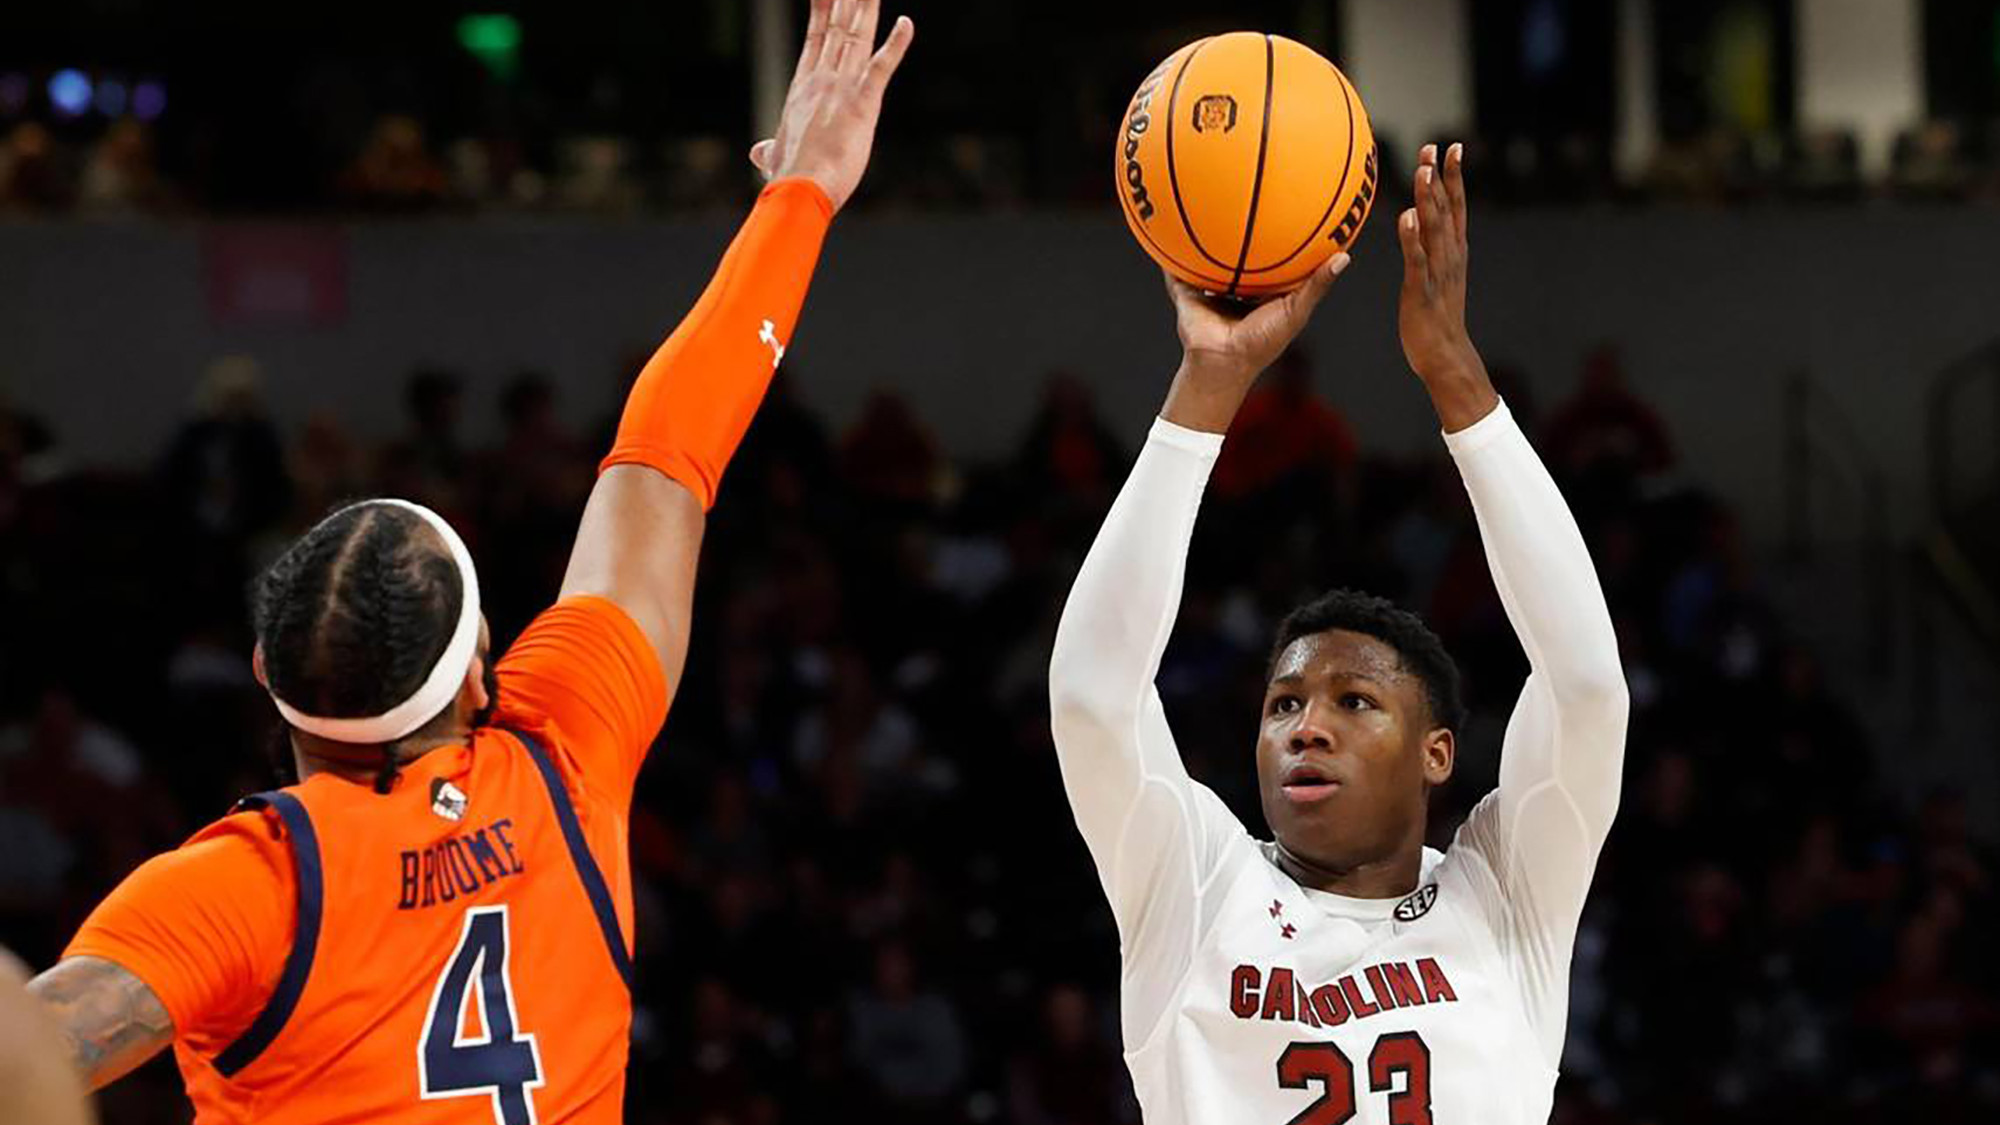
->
xmin=1542 ymin=345 xmax=1675 ymax=486
xmin=376 ymin=367 xmax=469 ymax=509
xmin=1008 ymin=984 xmax=1127 ymax=1125
xmin=0 ymin=123 xmax=67 ymax=212
xmin=0 ymin=689 xmax=177 ymax=919
xmin=727 ymin=369 xmax=838 ymax=517
xmin=479 ymin=371 xmax=591 ymax=637
xmin=77 ymin=119 xmax=168 ymax=215
xmin=1856 ymin=896 xmax=1993 ymax=1103
xmin=495 ymin=371 xmax=586 ymax=489
xmin=338 ymin=114 xmax=449 ymax=212
xmin=1010 ymin=371 xmax=1126 ymax=511
xmin=842 ymin=390 xmax=951 ymax=511
xmin=158 ymin=355 xmax=293 ymax=544
xmin=1205 ymin=344 xmax=1358 ymax=568
xmin=791 ymin=649 xmax=934 ymax=805
xmin=848 ymin=942 xmax=967 ymax=1121
xmin=664 ymin=976 xmax=775 ymax=1125
xmin=289 ymin=413 xmax=365 ymax=528
xmin=1208 ymin=344 xmax=1357 ymax=504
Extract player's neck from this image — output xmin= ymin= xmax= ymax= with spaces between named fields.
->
xmin=290 ymin=730 xmax=467 ymax=785
xmin=1272 ymin=840 xmax=1424 ymax=900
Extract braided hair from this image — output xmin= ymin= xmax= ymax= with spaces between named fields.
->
xmin=253 ymin=502 xmax=464 ymax=793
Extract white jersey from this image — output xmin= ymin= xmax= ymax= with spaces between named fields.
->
xmin=1049 ymin=403 xmax=1629 ymax=1125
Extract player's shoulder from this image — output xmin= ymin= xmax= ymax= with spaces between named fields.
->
xmin=185 ymin=804 xmax=294 ymax=861
xmin=99 ymin=804 xmax=297 ymax=915
xmin=468 ymin=721 xmax=559 ymax=782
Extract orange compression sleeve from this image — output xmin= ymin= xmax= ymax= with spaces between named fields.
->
xmin=600 ymin=177 xmax=835 ymax=508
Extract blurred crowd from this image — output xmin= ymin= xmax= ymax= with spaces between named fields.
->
xmin=16 ymin=110 xmax=2000 ymax=217
xmin=0 ymin=340 xmax=1994 ymax=1125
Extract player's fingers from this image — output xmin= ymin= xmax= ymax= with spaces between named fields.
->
xmin=829 ymin=0 xmax=869 ymax=77
xmin=795 ymin=0 xmax=833 ymax=79
xmin=1417 ymin=165 xmax=1452 ymax=268
xmin=749 ymin=139 xmax=777 ymax=177
xmin=1419 ymin=142 xmax=1438 ymax=172
xmin=1443 ymin=142 xmax=1468 ymax=245
xmin=1282 ymin=252 xmax=1349 ymax=323
xmin=1397 ymin=208 xmax=1430 ymax=296
xmin=823 ymin=0 xmax=859 ymax=72
xmin=861 ymin=15 xmax=914 ymax=105
xmin=844 ymin=0 xmax=883 ymax=79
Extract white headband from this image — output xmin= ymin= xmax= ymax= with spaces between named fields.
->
xmin=268 ymin=499 xmax=483 ymax=745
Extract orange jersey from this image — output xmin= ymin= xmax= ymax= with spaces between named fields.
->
xmin=66 ymin=596 xmax=666 ymax=1124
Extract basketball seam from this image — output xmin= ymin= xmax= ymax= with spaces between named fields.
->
xmin=1244 ymin=59 xmax=1361 ymax=276
xmin=1122 ymin=44 xmax=1231 ymax=289
xmin=1227 ymin=35 xmax=1277 ymax=296
xmin=1165 ymin=37 xmax=1236 ymax=273
xmin=1118 ymin=184 xmax=1233 ymax=289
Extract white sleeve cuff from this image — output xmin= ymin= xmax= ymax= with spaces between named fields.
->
xmin=1149 ymin=416 xmax=1227 ymax=459
xmin=1441 ymin=398 xmax=1516 ymax=458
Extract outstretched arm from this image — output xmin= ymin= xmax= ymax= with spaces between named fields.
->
xmin=1050 ymin=258 xmax=1344 ymax=1045
xmin=1398 ymin=144 xmax=1628 ymax=1061
xmin=560 ymin=0 xmax=914 ymax=698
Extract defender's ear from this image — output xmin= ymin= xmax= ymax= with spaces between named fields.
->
xmin=462 ymin=653 xmax=490 ymax=715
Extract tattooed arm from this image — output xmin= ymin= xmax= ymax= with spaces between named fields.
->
xmin=1 ymin=949 xmax=96 ymax=1123
xmin=29 ymin=956 xmax=174 ymax=1090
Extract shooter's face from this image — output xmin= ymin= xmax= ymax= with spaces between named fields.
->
xmin=1255 ymin=630 xmax=1451 ymax=875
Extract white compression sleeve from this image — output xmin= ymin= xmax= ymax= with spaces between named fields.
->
xmin=1443 ymin=400 xmax=1630 ymax=1064
xmin=1049 ymin=417 xmax=1253 ymax=1047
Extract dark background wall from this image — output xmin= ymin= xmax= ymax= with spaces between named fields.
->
xmin=3 ymin=206 xmax=1990 ymax=538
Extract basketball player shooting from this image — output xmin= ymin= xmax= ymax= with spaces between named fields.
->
xmin=25 ymin=2 xmax=911 ymax=1120
xmin=1050 ymin=144 xmax=1628 ymax=1124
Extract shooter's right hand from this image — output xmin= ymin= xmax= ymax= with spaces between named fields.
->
xmin=1158 ymin=255 xmax=1348 ymax=434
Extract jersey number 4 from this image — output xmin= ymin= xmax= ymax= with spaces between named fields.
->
xmin=1278 ymin=1033 xmax=1433 ymax=1125
xmin=420 ymin=906 xmax=545 ymax=1125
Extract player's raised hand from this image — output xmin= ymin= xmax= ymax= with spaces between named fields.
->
xmin=1396 ymin=143 xmax=1484 ymax=386
xmin=1158 ymin=255 xmax=1348 ymax=432
xmin=748 ymin=0 xmax=914 ymax=213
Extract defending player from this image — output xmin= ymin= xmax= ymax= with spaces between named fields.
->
xmin=26 ymin=2 xmax=912 ymax=1120
xmin=1049 ymin=144 xmax=1628 ymax=1124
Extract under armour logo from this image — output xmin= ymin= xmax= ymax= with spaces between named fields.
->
xmin=1271 ymin=899 xmax=1295 ymax=939
xmin=758 ymin=320 xmax=786 ymax=369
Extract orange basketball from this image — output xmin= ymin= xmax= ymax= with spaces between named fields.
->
xmin=1115 ymin=32 xmax=1378 ymax=299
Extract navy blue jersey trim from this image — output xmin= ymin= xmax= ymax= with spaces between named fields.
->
xmin=508 ymin=728 xmax=635 ymax=990
xmin=213 ymin=791 xmax=323 ymax=1078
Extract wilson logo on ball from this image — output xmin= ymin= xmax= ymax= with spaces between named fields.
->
xmin=1192 ymin=94 xmax=1238 ymax=134
xmin=1121 ymin=60 xmax=1173 ymax=221
xmin=1329 ymin=144 xmax=1380 ymax=249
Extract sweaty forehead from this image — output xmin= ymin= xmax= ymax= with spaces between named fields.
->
xmin=1271 ymin=629 xmax=1411 ymax=686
